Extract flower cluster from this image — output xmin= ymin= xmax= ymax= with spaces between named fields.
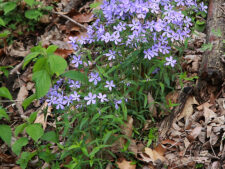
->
xmin=45 ymin=0 xmax=207 ymax=113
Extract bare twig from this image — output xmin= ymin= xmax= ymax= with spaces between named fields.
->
xmin=10 ymin=60 xmax=24 ymax=75
xmin=51 ymin=11 xmax=87 ymax=31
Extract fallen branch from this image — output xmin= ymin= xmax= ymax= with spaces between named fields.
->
xmin=51 ymin=11 xmax=87 ymax=32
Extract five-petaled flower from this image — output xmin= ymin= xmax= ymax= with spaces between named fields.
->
xmin=165 ymin=56 xmax=177 ymax=67
xmin=105 ymin=80 xmax=116 ymax=91
xmin=84 ymin=92 xmax=97 ymax=105
xmin=97 ymin=93 xmax=108 ymax=103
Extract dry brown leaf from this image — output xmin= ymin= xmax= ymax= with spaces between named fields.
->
xmin=207 ymin=125 xmax=212 ymax=138
xmin=188 ymin=126 xmax=202 ymax=141
xmin=6 ymin=41 xmax=30 ymax=57
xmin=196 ymin=101 xmax=212 ymax=111
xmin=72 ymin=13 xmax=94 ymax=23
xmin=177 ymin=96 xmax=198 ymax=127
xmin=128 ymin=139 xmax=138 ymax=157
xmin=17 ymin=85 xmax=28 ymax=102
xmin=140 ymin=147 xmax=166 ymax=164
xmin=198 ymin=131 xmax=206 ymax=143
xmin=148 ymin=92 xmax=157 ymax=117
xmin=204 ymin=106 xmax=217 ymax=124
xmin=117 ymin=159 xmax=136 ymax=169
xmin=210 ymin=132 xmax=219 ymax=146
xmin=34 ymin=102 xmax=51 ymax=130
xmin=121 ymin=116 xmax=133 ymax=137
xmin=211 ymin=161 xmax=221 ymax=169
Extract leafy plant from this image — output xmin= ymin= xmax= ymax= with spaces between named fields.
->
xmin=22 ymin=44 xmax=67 ymax=108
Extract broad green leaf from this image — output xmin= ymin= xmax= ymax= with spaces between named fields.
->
xmin=0 ymin=30 xmax=10 ymax=38
xmin=33 ymin=57 xmax=47 ymax=72
xmin=15 ymin=123 xmax=28 ymax=137
xmin=62 ymin=70 xmax=88 ymax=83
xmin=27 ymin=111 xmax=38 ymax=124
xmin=47 ymin=54 xmax=67 ymax=75
xmin=25 ymin=9 xmax=42 ymax=20
xmin=24 ymin=0 xmax=35 ymax=6
xmin=39 ymin=151 xmax=56 ymax=163
xmin=0 ymin=87 xmax=12 ymax=100
xmin=16 ymin=151 xmax=36 ymax=169
xmin=25 ymin=123 xmax=44 ymax=142
xmin=12 ymin=137 xmax=28 ymax=156
xmin=23 ymin=52 xmax=40 ymax=69
xmin=0 ymin=17 xmax=5 ymax=26
xmin=41 ymin=131 xmax=58 ymax=143
xmin=3 ymin=2 xmax=17 ymax=15
xmin=0 ymin=125 xmax=12 ymax=146
xmin=0 ymin=108 xmax=9 ymax=120
xmin=46 ymin=45 xmax=58 ymax=54
xmin=32 ymin=70 xmax=51 ymax=98
xmin=22 ymin=93 xmax=37 ymax=110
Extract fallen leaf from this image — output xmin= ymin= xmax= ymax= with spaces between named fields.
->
xmin=177 ymin=96 xmax=198 ymax=128
xmin=188 ymin=126 xmax=202 ymax=141
xmin=210 ymin=132 xmax=219 ymax=146
xmin=139 ymin=147 xmax=166 ymax=164
xmin=121 ymin=116 xmax=133 ymax=138
xmin=196 ymin=101 xmax=212 ymax=111
xmin=148 ymin=92 xmax=157 ymax=117
xmin=72 ymin=13 xmax=94 ymax=23
xmin=117 ymin=159 xmax=136 ymax=169
xmin=211 ymin=161 xmax=221 ymax=169
xmin=204 ymin=106 xmax=217 ymax=124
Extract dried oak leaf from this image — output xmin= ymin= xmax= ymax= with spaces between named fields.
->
xmin=204 ymin=106 xmax=217 ymax=124
xmin=72 ymin=13 xmax=94 ymax=23
xmin=117 ymin=159 xmax=136 ymax=169
xmin=188 ymin=126 xmax=202 ymax=141
xmin=139 ymin=147 xmax=166 ymax=164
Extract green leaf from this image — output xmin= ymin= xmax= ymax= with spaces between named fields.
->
xmin=15 ymin=123 xmax=28 ymax=137
xmin=32 ymin=70 xmax=51 ymax=98
xmin=0 ymin=30 xmax=10 ymax=38
xmin=23 ymin=52 xmax=40 ymax=69
xmin=16 ymin=152 xmax=36 ymax=169
xmin=62 ymin=70 xmax=88 ymax=83
xmin=25 ymin=9 xmax=42 ymax=20
xmin=47 ymin=54 xmax=67 ymax=75
xmin=0 ymin=17 xmax=5 ymax=26
xmin=46 ymin=45 xmax=58 ymax=54
xmin=33 ymin=57 xmax=47 ymax=72
xmin=41 ymin=131 xmax=58 ymax=143
xmin=0 ymin=87 xmax=12 ymax=100
xmin=24 ymin=0 xmax=35 ymax=6
xmin=0 ymin=125 xmax=12 ymax=146
xmin=22 ymin=93 xmax=37 ymax=110
xmin=3 ymin=2 xmax=17 ymax=15
xmin=90 ymin=2 xmax=102 ymax=9
xmin=12 ymin=137 xmax=28 ymax=156
xmin=0 ymin=108 xmax=9 ymax=120
xmin=39 ymin=151 xmax=56 ymax=163
xmin=27 ymin=111 xmax=38 ymax=124
xmin=25 ymin=123 xmax=44 ymax=142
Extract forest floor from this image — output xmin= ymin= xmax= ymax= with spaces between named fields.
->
xmin=1 ymin=0 xmax=225 ymax=169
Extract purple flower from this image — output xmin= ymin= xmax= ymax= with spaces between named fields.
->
xmin=101 ymin=32 xmax=111 ymax=43
xmin=56 ymin=97 xmax=65 ymax=110
xmin=71 ymin=55 xmax=82 ymax=68
xmin=70 ymin=91 xmax=80 ymax=101
xmin=199 ymin=2 xmax=207 ymax=13
xmin=105 ymin=80 xmax=116 ymax=91
xmin=89 ymin=72 xmax=101 ymax=85
xmin=114 ymin=99 xmax=122 ymax=110
xmin=113 ymin=22 xmax=126 ymax=32
xmin=68 ymin=79 xmax=81 ymax=89
xmin=46 ymin=96 xmax=57 ymax=106
xmin=154 ymin=19 xmax=165 ymax=32
xmin=105 ymin=50 xmax=116 ymax=60
xmin=63 ymin=96 xmax=73 ymax=106
xmin=97 ymin=93 xmax=108 ymax=103
xmin=68 ymin=36 xmax=78 ymax=50
xmin=129 ymin=19 xmax=141 ymax=31
xmin=111 ymin=32 xmax=122 ymax=45
xmin=84 ymin=92 xmax=97 ymax=105
xmin=165 ymin=56 xmax=176 ymax=67
xmin=175 ymin=0 xmax=185 ymax=6
xmin=144 ymin=48 xmax=158 ymax=60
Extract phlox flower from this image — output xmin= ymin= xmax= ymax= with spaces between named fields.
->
xmin=105 ymin=50 xmax=116 ymax=60
xmin=63 ymin=96 xmax=73 ymax=106
xmin=165 ymin=56 xmax=176 ymax=67
xmin=70 ymin=91 xmax=80 ymax=101
xmin=105 ymin=80 xmax=116 ymax=91
xmin=84 ymin=92 xmax=97 ymax=105
xmin=68 ymin=79 xmax=81 ymax=89
xmin=89 ymin=72 xmax=101 ymax=85
xmin=71 ymin=55 xmax=82 ymax=68
xmin=114 ymin=99 xmax=122 ymax=110
xmin=97 ymin=93 xmax=108 ymax=103
xmin=101 ymin=32 xmax=111 ymax=43
xmin=199 ymin=2 xmax=207 ymax=13
xmin=144 ymin=48 xmax=158 ymax=60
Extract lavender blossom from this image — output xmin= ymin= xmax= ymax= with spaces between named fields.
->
xmin=105 ymin=80 xmax=116 ymax=91
xmin=71 ymin=55 xmax=82 ymax=68
xmin=97 ymin=93 xmax=108 ymax=103
xmin=89 ymin=72 xmax=101 ymax=85
xmin=84 ymin=92 xmax=97 ymax=105
xmin=165 ymin=56 xmax=177 ymax=67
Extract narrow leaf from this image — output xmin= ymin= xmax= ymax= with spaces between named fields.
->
xmin=0 ymin=87 xmax=12 ymax=100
